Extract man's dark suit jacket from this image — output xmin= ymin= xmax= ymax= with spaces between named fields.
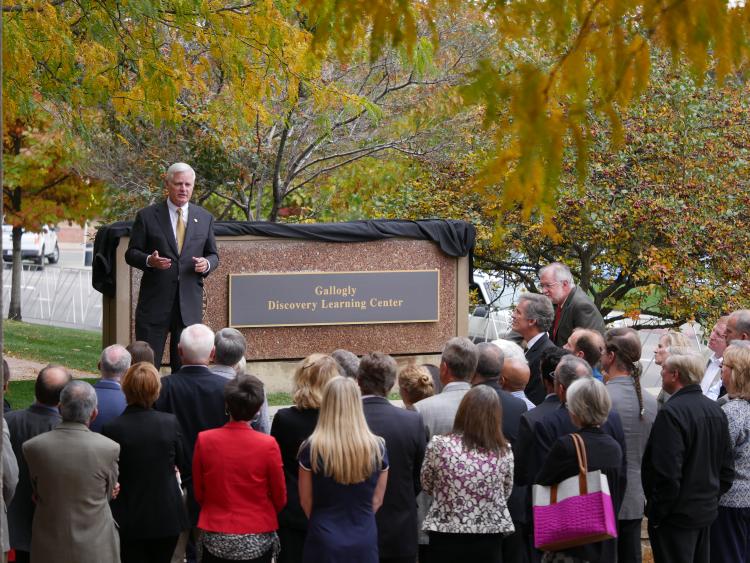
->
xmin=524 ymin=334 xmax=558 ymax=405
xmin=5 ymin=403 xmax=61 ymax=552
xmin=90 ymin=379 xmax=127 ymax=433
xmin=532 ymin=403 xmax=627 ymax=488
xmin=154 ymin=365 xmax=228 ymax=524
xmin=125 ymin=201 xmax=219 ymax=329
xmin=642 ymin=384 xmax=734 ymax=528
xmin=474 ymin=379 xmax=528 ymax=445
xmin=552 ymin=286 xmax=605 ymax=346
xmin=102 ymin=406 xmax=189 ymax=539
xmin=362 ymin=396 xmax=426 ymax=559
xmin=514 ymin=394 xmax=561 ymax=487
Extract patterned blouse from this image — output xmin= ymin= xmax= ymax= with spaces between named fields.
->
xmin=421 ymin=433 xmax=515 ymax=534
xmin=720 ymin=399 xmax=750 ymax=508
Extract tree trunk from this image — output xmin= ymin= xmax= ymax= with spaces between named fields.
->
xmin=8 ymin=226 xmax=23 ymax=321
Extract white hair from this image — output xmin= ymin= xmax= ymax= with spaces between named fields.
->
xmin=490 ymin=339 xmax=527 ymax=364
xmin=540 ymin=262 xmax=575 ymax=285
xmin=166 ymin=162 xmax=196 ymax=182
xmin=179 ymin=324 xmax=215 ymax=364
xmin=99 ymin=344 xmax=131 ymax=379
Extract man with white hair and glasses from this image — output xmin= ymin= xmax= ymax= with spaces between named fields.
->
xmin=538 ymin=262 xmax=605 ymax=347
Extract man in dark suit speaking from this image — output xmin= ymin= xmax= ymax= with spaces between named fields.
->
xmin=125 ymin=162 xmax=219 ymax=372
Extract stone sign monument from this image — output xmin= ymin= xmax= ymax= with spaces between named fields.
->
xmin=93 ymin=220 xmax=474 ymax=382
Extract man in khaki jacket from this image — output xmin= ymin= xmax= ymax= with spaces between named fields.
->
xmin=23 ymin=380 xmax=120 ymax=563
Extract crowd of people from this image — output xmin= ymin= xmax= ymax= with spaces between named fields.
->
xmin=0 ymin=265 xmax=749 ymax=563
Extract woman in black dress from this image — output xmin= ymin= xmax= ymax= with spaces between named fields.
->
xmin=535 ymin=377 xmax=625 ymax=563
xmin=270 ymin=353 xmax=340 ymax=563
xmin=102 ymin=362 xmax=189 ymax=563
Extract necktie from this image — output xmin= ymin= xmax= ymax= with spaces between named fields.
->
xmin=176 ymin=208 xmax=185 ymax=254
xmin=552 ymin=304 xmax=562 ymax=340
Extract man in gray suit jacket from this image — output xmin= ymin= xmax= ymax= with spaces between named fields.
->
xmin=414 ymin=337 xmax=478 ymax=439
xmin=23 ymin=381 xmax=120 ymax=563
xmin=539 ymin=262 xmax=605 ymax=347
xmin=413 ymin=337 xmax=478 ymax=559
xmin=5 ymin=365 xmax=71 ymax=563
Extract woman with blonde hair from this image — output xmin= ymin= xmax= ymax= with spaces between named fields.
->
xmin=298 ymin=377 xmax=388 ymax=563
xmin=398 ymin=364 xmax=435 ymax=408
xmin=711 ymin=343 xmax=750 ymax=563
xmin=270 ymin=354 xmax=340 ymax=563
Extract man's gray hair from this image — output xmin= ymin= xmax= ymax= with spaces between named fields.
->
xmin=332 ymin=349 xmax=360 ymax=378
xmin=166 ymin=162 xmax=195 ymax=182
xmin=99 ymin=345 xmax=131 ymax=380
xmin=214 ymin=328 xmax=247 ymax=366
xmin=566 ymin=377 xmax=611 ymax=427
xmin=540 ymin=262 xmax=575 ymax=286
xmin=555 ymin=355 xmax=593 ymax=389
xmin=180 ymin=324 xmax=215 ymax=364
xmin=518 ymin=293 xmax=555 ymax=332
xmin=476 ymin=342 xmax=505 ymax=379
xmin=357 ymin=352 xmax=398 ymax=396
xmin=490 ymin=339 xmax=527 ymax=363
xmin=730 ymin=310 xmax=750 ymax=336
xmin=441 ymin=337 xmax=478 ymax=381
xmin=60 ymin=380 xmax=98 ymax=424
xmin=664 ymin=351 xmax=705 ymax=385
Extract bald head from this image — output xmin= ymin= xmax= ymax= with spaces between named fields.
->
xmin=502 ymin=358 xmax=530 ymax=392
xmin=35 ymin=364 xmax=73 ymax=406
xmin=475 ymin=342 xmax=505 ymax=379
xmin=566 ymin=328 xmax=605 ymax=368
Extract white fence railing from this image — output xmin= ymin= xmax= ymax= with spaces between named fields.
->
xmin=2 ymin=265 xmax=102 ymax=331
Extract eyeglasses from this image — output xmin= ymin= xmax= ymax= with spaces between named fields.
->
xmin=539 ymin=281 xmax=561 ymax=290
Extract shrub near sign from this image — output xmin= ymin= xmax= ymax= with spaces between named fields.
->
xmin=229 ymin=270 xmax=440 ymax=328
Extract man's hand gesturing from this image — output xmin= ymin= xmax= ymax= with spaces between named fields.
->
xmin=147 ymin=250 xmax=172 ymax=269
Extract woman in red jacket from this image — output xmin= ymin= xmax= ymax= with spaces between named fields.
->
xmin=193 ymin=374 xmax=286 ymax=563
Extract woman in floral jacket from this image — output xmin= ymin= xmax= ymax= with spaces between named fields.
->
xmin=420 ymin=385 xmax=514 ymax=563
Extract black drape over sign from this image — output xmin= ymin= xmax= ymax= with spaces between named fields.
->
xmin=93 ymin=219 xmax=476 ymax=297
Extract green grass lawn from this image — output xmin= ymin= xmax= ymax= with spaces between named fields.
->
xmin=3 ymin=320 xmax=100 ymax=372
xmin=2 ymin=321 xmax=400 ymax=411
xmin=7 ymin=378 xmax=98 ymax=411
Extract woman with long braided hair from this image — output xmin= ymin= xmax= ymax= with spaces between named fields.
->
xmin=601 ymin=327 xmax=658 ymax=563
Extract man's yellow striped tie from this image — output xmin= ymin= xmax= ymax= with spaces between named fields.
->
xmin=176 ymin=208 xmax=185 ymax=254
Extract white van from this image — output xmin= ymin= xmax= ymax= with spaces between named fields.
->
xmin=2 ymin=224 xmax=60 ymax=265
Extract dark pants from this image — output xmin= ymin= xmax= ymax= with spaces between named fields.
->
xmin=648 ymin=521 xmax=710 ymax=563
xmin=710 ymin=505 xmax=750 ymax=563
xmin=381 ymin=555 xmax=417 ymax=563
xmin=136 ymin=295 xmax=184 ymax=372
xmin=202 ymin=547 xmax=272 ymax=563
xmin=277 ymin=527 xmax=306 ymax=563
xmin=503 ymin=524 xmax=529 ymax=563
xmin=617 ymin=518 xmax=643 ymax=563
xmin=426 ymin=532 xmax=502 ymax=563
xmin=15 ymin=550 xmax=30 ymax=563
xmin=121 ymin=535 xmax=180 ymax=563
